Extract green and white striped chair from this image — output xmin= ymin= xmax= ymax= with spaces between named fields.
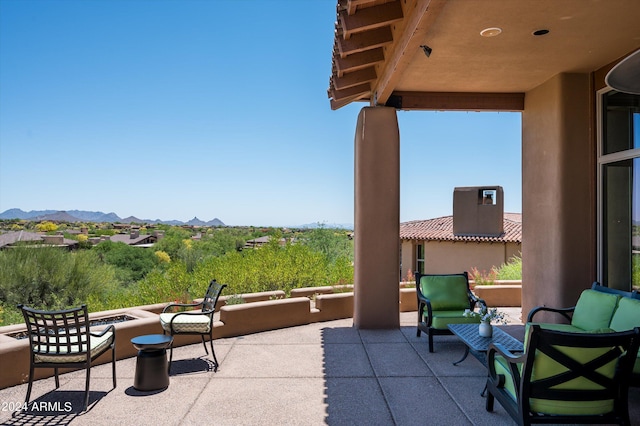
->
xmin=19 ymin=304 xmax=116 ymax=411
xmin=160 ymin=279 xmax=226 ymax=372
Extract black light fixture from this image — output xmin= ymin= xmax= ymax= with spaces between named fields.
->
xmin=420 ymin=45 xmax=432 ymax=58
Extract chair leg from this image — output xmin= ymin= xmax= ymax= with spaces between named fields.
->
xmin=168 ymin=342 xmax=174 ymax=374
xmin=485 ymin=389 xmax=494 ymax=412
xmin=428 ymin=333 xmax=434 ymax=353
xmin=416 ymin=328 xmax=421 ymax=337
xmin=201 ymin=335 xmax=209 ymax=355
xmin=54 ymin=367 xmax=60 ymax=388
xmin=111 ymin=345 xmax=117 ymax=389
xmin=209 ymin=333 xmax=218 ymax=372
xmin=25 ymin=363 xmax=35 ymax=405
xmin=84 ymin=365 xmax=90 ymax=411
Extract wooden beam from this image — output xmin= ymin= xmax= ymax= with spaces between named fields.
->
xmin=385 ymin=91 xmax=525 ymax=111
xmin=373 ymin=0 xmax=446 ymax=106
xmin=337 ymin=26 xmax=393 ymax=56
xmin=331 ymin=82 xmax=371 ymax=101
xmin=335 ymin=47 xmax=385 ymax=74
xmin=340 ymin=1 xmax=403 ymax=37
xmin=333 ymin=67 xmax=377 ymax=90
xmin=347 ymin=0 xmax=378 ymax=15
xmin=330 ymin=94 xmax=368 ymax=110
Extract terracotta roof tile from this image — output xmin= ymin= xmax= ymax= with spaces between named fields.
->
xmin=400 ymin=213 xmax=522 ymax=243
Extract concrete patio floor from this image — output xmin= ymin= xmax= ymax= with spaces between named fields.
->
xmin=0 ymin=310 xmax=638 ymax=425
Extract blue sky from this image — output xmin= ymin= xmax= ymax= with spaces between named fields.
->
xmin=0 ymin=0 xmax=521 ymax=227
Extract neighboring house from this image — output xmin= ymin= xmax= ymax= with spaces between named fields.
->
xmin=399 ymin=187 xmax=521 ymax=279
xmin=109 ymin=228 xmax=158 ymax=247
xmin=243 ymin=236 xmax=288 ymax=249
xmin=400 ymin=214 xmax=521 ymax=279
xmin=0 ymin=231 xmax=79 ymax=250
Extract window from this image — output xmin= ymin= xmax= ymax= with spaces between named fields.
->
xmin=416 ymin=243 xmax=425 ymax=274
xmin=599 ymin=90 xmax=640 ymax=291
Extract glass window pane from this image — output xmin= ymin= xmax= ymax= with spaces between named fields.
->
xmin=602 ymin=158 xmax=640 ymax=291
xmin=602 ymin=91 xmax=640 ymax=154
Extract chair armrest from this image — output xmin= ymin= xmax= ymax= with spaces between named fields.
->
xmin=470 ymin=292 xmax=486 ymax=311
xmin=90 ymin=324 xmax=116 ymax=338
xmin=416 ymin=292 xmax=434 ymax=325
xmin=162 ymin=301 xmax=203 ymax=313
xmin=487 ymin=342 xmax=526 ymax=391
xmin=526 ymin=305 xmax=575 ymax=323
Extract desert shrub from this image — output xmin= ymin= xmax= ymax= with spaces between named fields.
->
xmin=496 ymin=254 xmax=522 ymax=280
xmin=469 ymin=266 xmax=498 ymax=285
xmin=0 ymin=246 xmax=117 ymax=325
xmin=93 ymin=240 xmax=158 ymax=284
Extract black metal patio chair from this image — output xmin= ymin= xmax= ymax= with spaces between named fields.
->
xmin=18 ymin=304 xmax=116 ymax=411
xmin=160 ymin=279 xmax=226 ymax=372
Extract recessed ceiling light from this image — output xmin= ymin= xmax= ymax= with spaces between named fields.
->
xmin=532 ymin=29 xmax=550 ymax=36
xmin=480 ymin=27 xmax=502 ymax=37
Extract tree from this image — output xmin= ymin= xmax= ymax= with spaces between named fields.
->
xmin=35 ymin=221 xmax=58 ymax=232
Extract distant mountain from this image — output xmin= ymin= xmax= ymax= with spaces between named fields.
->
xmin=33 ymin=211 xmax=83 ymax=222
xmin=298 ymin=222 xmax=354 ymax=230
xmin=0 ymin=208 xmax=226 ymax=227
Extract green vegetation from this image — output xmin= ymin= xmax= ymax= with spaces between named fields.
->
xmin=0 ymin=223 xmax=354 ymax=326
xmin=496 ymin=254 xmax=522 ymax=280
xmin=469 ymin=253 xmax=522 ymax=284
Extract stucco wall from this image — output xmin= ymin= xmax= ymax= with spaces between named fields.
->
xmin=354 ymin=106 xmax=400 ymax=328
xmin=522 ymin=73 xmax=595 ymax=320
xmin=400 ymin=240 xmax=521 ymax=278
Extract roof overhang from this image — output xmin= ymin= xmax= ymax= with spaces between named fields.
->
xmin=328 ymin=0 xmax=640 ymax=110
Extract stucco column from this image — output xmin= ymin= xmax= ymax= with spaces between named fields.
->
xmin=354 ymin=106 xmax=400 ymax=328
xmin=522 ymin=73 xmax=596 ymax=321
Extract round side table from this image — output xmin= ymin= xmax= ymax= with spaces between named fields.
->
xmin=131 ymin=334 xmax=173 ymax=391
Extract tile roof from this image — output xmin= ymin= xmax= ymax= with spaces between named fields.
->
xmin=400 ymin=213 xmax=522 ymax=243
xmin=0 ymin=231 xmax=79 ymax=248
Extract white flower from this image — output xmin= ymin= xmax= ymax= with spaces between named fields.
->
xmin=463 ymin=307 xmax=508 ymax=324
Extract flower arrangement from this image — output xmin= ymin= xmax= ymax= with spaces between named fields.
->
xmin=463 ymin=306 xmax=508 ymax=324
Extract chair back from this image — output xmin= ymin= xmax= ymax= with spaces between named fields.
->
xmin=416 ymin=272 xmax=472 ymax=310
xmin=19 ymin=304 xmax=91 ymax=358
xmin=521 ymin=325 xmax=640 ymax=417
xmin=201 ymin=279 xmax=226 ymax=313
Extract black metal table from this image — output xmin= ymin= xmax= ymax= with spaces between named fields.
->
xmin=448 ymin=324 xmax=524 ymax=396
xmin=131 ymin=334 xmax=173 ymax=391
xmin=448 ymin=323 xmax=523 ymax=366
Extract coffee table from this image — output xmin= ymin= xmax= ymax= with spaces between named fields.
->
xmin=448 ymin=323 xmax=523 ymax=366
xmin=448 ymin=324 xmax=523 ymax=395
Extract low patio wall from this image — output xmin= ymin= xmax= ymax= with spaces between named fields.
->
xmin=0 ymin=284 xmax=430 ymax=389
xmin=473 ymin=282 xmax=522 ymax=307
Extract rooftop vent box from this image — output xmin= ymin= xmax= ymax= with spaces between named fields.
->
xmin=453 ymin=186 xmax=504 ymax=237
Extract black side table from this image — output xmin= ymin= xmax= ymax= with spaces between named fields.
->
xmin=131 ymin=334 xmax=173 ymax=391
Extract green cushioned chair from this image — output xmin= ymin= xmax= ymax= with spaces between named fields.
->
xmin=18 ymin=304 xmax=116 ymax=411
xmin=160 ymin=279 xmax=226 ymax=373
xmin=415 ymin=272 xmax=485 ymax=353
xmin=486 ymin=325 xmax=640 ymax=425
xmin=526 ymin=282 xmax=640 ymax=386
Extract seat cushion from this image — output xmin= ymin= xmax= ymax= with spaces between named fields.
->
xmin=34 ymin=331 xmax=114 ymax=363
xmin=571 ymin=289 xmax=619 ymax=331
xmin=529 ymin=345 xmax=617 ymax=415
xmin=609 ymin=297 xmax=640 ymax=332
xmin=430 ymin=310 xmax=481 ymax=329
xmin=160 ymin=312 xmax=211 ymax=333
xmin=419 ymin=275 xmax=470 ymax=310
xmin=492 ymin=344 xmax=617 ymax=416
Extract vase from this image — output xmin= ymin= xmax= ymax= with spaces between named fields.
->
xmin=479 ymin=321 xmax=493 ymax=337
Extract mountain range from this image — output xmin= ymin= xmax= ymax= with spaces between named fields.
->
xmin=0 ymin=208 xmax=225 ymax=227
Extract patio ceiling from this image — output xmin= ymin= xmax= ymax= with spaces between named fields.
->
xmin=328 ymin=0 xmax=640 ymax=110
